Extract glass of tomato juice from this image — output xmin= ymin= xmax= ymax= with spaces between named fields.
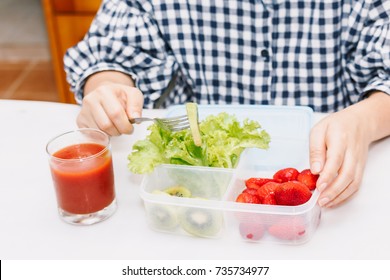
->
xmin=46 ymin=128 xmax=117 ymax=225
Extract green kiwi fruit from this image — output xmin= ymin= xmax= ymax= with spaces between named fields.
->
xmin=146 ymin=187 xmax=191 ymax=231
xmin=178 ymin=207 xmax=223 ymax=237
xmin=151 ymin=189 xmax=170 ymax=196
xmin=146 ymin=204 xmax=178 ymax=230
xmin=163 ymin=186 xmax=192 ymax=198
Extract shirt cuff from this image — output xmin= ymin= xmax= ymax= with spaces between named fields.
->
xmin=361 ymin=76 xmax=390 ymax=100
xmin=72 ymin=62 xmax=138 ymax=104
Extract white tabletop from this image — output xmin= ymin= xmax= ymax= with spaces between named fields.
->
xmin=1 ymin=99 xmax=389 ymax=260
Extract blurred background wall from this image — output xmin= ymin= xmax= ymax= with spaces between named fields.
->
xmin=0 ymin=0 xmax=57 ymax=101
xmin=0 ymin=0 xmax=49 ymax=60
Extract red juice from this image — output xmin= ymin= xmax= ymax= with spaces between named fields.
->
xmin=50 ymin=143 xmax=115 ymax=214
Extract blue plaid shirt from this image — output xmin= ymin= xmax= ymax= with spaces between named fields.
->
xmin=64 ymin=0 xmax=390 ymax=112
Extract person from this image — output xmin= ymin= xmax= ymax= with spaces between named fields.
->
xmin=64 ymin=0 xmax=390 ymax=208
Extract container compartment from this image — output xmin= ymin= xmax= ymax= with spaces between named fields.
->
xmin=223 ymin=172 xmax=321 ymax=244
xmin=140 ymin=164 xmax=233 ymax=237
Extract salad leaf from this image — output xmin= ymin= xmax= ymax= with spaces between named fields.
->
xmin=127 ymin=112 xmax=270 ymax=174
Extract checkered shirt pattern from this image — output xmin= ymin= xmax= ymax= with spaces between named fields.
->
xmin=64 ymin=0 xmax=390 ymax=112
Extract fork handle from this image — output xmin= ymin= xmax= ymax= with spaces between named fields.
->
xmin=129 ymin=117 xmax=152 ymax=124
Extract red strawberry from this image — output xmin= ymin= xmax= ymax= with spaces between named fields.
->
xmin=257 ymin=181 xmax=280 ymax=204
xmin=262 ymin=192 xmax=277 ymax=205
xmin=245 ymin=177 xmax=274 ymax=190
xmin=273 ymin=167 xmax=299 ymax=182
xmin=243 ymin=188 xmax=259 ymax=196
xmin=236 ymin=192 xmax=261 ymax=204
xmin=274 ymin=181 xmax=312 ymax=206
xmin=239 ymin=222 xmax=265 ymax=241
xmin=297 ymin=169 xmax=319 ymax=190
xmin=268 ymin=217 xmax=306 ymax=240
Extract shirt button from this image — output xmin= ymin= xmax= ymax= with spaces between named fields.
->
xmin=260 ymin=49 xmax=270 ymax=59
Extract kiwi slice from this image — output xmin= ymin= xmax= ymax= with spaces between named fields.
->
xmin=179 ymin=207 xmax=223 ymax=237
xmin=185 ymin=102 xmax=202 ymax=146
xmin=163 ymin=186 xmax=192 ymax=198
xmin=146 ymin=204 xmax=178 ymax=230
xmin=152 ymin=189 xmax=170 ymax=196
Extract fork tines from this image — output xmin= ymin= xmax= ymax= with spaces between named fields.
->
xmin=160 ymin=115 xmax=190 ymax=131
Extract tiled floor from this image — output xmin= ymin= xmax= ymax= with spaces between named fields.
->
xmin=0 ymin=0 xmax=60 ymax=102
xmin=0 ymin=59 xmax=59 ymax=102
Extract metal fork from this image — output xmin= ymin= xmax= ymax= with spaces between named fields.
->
xmin=129 ymin=115 xmax=190 ymax=132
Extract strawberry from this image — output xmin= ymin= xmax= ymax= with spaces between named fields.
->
xmin=257 ymin=181 xmax=280 ymax=204
xmin=239 ymin=222 xmax=265 ymax=241
xmin=243 ymin=188 xmax=259 ymax=196
xmin=297 ymin=169 xmax=319 ymax=190
xmin=245 ymin=177 xmax=274 ymax=190
xmin=262 ymin=192 xmax=277 ymax=205
xmin=273 ymin=167 xmax=299 ymax=182
xmin=268 ymin=217 xmax=306 ymax=240
xmin=274 ymin=181 xmax=312 ymax=206
xmin=236 ymin=192 xmax=261 ymax=204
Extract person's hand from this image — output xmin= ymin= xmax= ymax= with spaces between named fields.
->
xmin=309 ymin=92 xmax=390 ymax=207
xmin=309 ymin=107 xmax=371 ymax=207
xmin=77 ymin=82 xmax=144 ymax=136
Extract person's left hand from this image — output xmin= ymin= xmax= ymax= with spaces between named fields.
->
xmin=309 ymin=104 xmax=372 ymax=207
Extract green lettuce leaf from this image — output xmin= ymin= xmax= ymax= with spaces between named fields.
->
xmin=127 ymin=112 xmax=270 ymax=174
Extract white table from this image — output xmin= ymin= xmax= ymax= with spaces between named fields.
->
xmin=1 ymin=99 xmax=389 ymax=260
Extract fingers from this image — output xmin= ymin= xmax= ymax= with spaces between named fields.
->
xmin=309 ymin=120 xmax=341 ymax=194
xmin=316 ymin=127 xmax=347 ymax=194
xmin=322 ymin=180 xmax=359 ymax=207
xmin=77 ymin=84 xmax=144 ymax=136
xmin=313 ymin=122 xmax=348 ymax=207
xmin=318 ymin=150 xmax=354 ymax=207
xmin=310 ymin=112 xmax=370 ymax=208
xmin=78 ymin=91 xmax=120 ymax=136
xmin=309 ymin=124 xmax=326 ymax=175
xmin=125 ymin=87 xmax=144 ymax=119
xmin=100 ymin=92 xmax=134 ymax=135
xmin=319 ymin=138 xmax=367 ymax=206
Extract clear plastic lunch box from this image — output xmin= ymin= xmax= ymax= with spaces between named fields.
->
xmin=139 ymin=105 xmax=321 ymax=244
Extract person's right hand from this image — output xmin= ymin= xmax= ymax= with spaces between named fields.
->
xmin=76 ymin=82 xmax=144 ymax=136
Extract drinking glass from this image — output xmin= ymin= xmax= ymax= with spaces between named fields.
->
xmin=46 ymin=128 xmax=117 ymax=225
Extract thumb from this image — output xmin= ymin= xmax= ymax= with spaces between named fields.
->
xmin=309 ymin=124 xmax=327 ymax=174
xmin=125 ymin=87 xmax=144 ymax=119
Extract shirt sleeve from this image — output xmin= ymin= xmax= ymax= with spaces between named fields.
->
xmin=63 ymin=0 xmax=179 ymax=106
xmin=346 ymin=0 xmax=390 ymax=99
